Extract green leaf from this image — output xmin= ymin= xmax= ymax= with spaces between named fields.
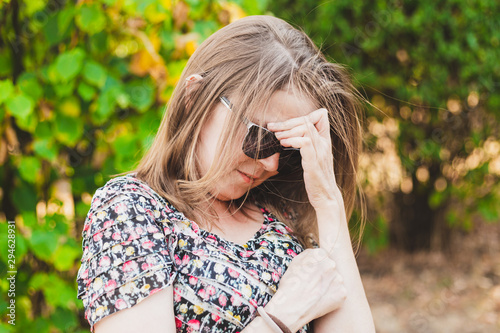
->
xmin=15 ymin=232 xmax=29 ymax=266
xmin=114 ymin=155 xmax=137 ymax=172
xmin=54 ymin=48 xmax=86 ymax=82
xmin=0 ymin=223 xmax=9 ymax=264
xmin=113 ymin=134 xmax=138 ymax=157
xmin=125 ymin=79 xmax=155 ymax=112
xmin=29 ymin=231 xmax=59 ymax=261
xmin=0 ymin=48 xmax=11 ymax=77
xmin=19 ymin=156 xmax=41 ymax=183
xmin=76 ymin=201 xmax=91 ymax=218
xmin=22 ymin=211 xmax=38 ymax=228
xmin=34 ymin=139 xmax=58 ymax=162
xmin=478 ymin=199 xmax=499 ymax=222
xmin=6 ymin=93 xmax=34 ymax=121
xmin=466 ymin=32 xmax=478 ymax=50
xmin=50 ymin=307 xmax=78 ymax=331
xmin=82 ymin=60 xmax=107 ymax=88
xmin=193 ymin=20 xmax=218 ymax=39
xmin=57 ymin=6 xmax=76 ymax=34
xmin=51 ymin=213 xmax=69 ymax=235
xmin=53 ymin=80 xmax=76 ymax=97
xmin=0 ymin=80 xmax=14 ymax=104
xmin=76 ymin=4 xmax=107 ymax=35
xmin=25 ymin=0 xmax=46 ymax=16
xmin=53 ymin=113 xmax=84 ymax=145
xmin=42 ymin=13 xmax=64 ymax=46
xmin=29 ymin=273 xmax=76 ymax=308
xmin=17 ymin=73 xmax=43 ymax=101
xmin=94 ymin=89 xmax=117 ymax=121
xmin=58 ymin=96 xmax=81 ymax=117
xmin=0 ymin=324 xmax=13 ymax=333
xmin=16 ymin=111 xmax=38 ymax=133
xmin=34 ymin=121 xmax=53 ymax=139
xmin=12 ymin=181 xmax=37 ymax=212
xmin=53 ymin=243 xmax=81 ymax=271
xmin=77 ymin=81 xmax=96 ymax=101
xmin=90 ymin=31 xmax=108 ymax=55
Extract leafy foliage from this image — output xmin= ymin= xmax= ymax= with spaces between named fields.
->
xmin=0 ymin=0 xmax=262 ymax=331
xmin=270 ymin=0 xmax=500 ymax=252
xmin=1 ymin=0 xmax=499 ymax=331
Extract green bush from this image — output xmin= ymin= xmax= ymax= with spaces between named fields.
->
xmin=0 ymin=0 xmax=267 ymax=330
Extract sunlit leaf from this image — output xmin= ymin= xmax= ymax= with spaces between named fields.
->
xmin=0 ymin=49 xmax=11 ymax=76
xmin=29 ymin=273 xmax=75 ymax=308
xmin=82 ymin=60 xmax=107 ymax=88
xmin=0 ymin=80 xmax=14 ymax=104
xmin=12 ymin=181 xmax=37 ymax=212
xmin=112 ymin=134 xmax=139 ymax=158
xmin=54 ymin=80 xmax=76 ymax=97
xmin=25 ymin=0 xmax=46 ymax=15
xmin=18 ymin=73 xmax=43 ymax=101
xmin=57 ymin=6 xmax=76 ymax=34
xmin=51 ymin=307 xmax=78 ymax=331
xmin=54 ymin=48 xmax=86 ymax=82
xmin=29 ymin=231 xmax=59 ymax=261
xmin=53 ymin=113 xmax=84 ymax=145
xmin=77 ymin=81 xmax=96 ymax=101
xmin=58 ymin=96 xmax=81 ymax=117
xmin=76 ymin=4 xmax=107 ymax=35
xmin=6 ymin=93 xmax=34 ymax=121
xmin=125 ymin=79 xmax=155 ymax=112
xmin=19 ymin=156 xmax=41 ymax=184
xmin=33 ymin=139 xmax=58 ymax=162
xmin=53 ymin=243 xmax=81 ymax=271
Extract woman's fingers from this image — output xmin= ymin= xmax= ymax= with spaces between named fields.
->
xmin=274 ymin=121 xmax=320 ymax=141
xmin=268 ymin=108 xmax=330 ymax=138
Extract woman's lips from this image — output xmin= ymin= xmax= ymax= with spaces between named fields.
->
xmin=238 ymin=171 xmax=256 ymax=184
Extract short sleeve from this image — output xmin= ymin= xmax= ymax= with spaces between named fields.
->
xmin=76 ymin=178 xmax=178 ymax=332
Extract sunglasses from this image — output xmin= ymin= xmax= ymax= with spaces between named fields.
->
xmin=220 ymin=96 xmax=300 ymax=159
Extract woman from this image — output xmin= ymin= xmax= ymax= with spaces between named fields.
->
xmin=76 ymin=15 xmax=375 ymax=333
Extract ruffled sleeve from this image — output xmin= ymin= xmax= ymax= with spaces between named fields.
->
xmin=76 ymin=177 xmax=178 ymax=332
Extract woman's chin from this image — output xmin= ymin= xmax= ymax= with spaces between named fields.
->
xmin=211 ymin=187 xmax=254 ymax=202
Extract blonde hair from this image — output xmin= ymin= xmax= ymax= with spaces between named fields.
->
xmin=116 ymin=15 xmax=366 ymax=251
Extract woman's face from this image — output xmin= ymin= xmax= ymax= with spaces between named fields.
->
xmin=197 ymin=89 xmax=316 ymax=201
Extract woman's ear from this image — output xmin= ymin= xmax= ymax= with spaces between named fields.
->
xmin=185 ymin=74 xmax=203 ymax=97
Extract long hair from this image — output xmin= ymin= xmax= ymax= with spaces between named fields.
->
xmin=117 ymin=15 xmax=366 ymax=251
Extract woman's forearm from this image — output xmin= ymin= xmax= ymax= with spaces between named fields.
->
xmin=240 ymin=315 xmax=281 ymax=333
xmin=313 ymin=201 xmax=375 ymax=333
xmin=240 ymin=313 xmax=304 ymax=333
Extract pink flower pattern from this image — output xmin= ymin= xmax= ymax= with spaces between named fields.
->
xmin=76 ymin=173 xmax=314 ymax=332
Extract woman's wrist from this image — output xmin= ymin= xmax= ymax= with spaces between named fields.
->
xmin=256 ymin=306 xmax=291 ymax=333
xmin=314 ymin=200 xmax=352 ymax=256
xmin=263 ymin=293 xmax=308 ymax=333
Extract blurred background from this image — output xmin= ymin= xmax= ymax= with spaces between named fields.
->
xmin=0 ymin=0 xmax=499 ymax=332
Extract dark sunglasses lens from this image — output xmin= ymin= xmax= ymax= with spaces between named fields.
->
xmin=243 ymin=125 xmax=281 ymax=159
xmin=278 ymin=149 xmax=302 ymax=174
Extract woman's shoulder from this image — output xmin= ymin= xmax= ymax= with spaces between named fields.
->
xmin=77 ymin=172 xmax=178 ymax=332
xmin=90 ymin=173 xmax=166 ymax=210
xmin=82 ymin=173 xmax=180 ymax=241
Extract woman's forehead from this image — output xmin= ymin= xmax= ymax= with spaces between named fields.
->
xmin=253 ymin=89 xmax=316 ymax=125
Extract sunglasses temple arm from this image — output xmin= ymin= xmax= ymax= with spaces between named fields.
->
xmin=220 ymin=96 xmax=255 ymax=129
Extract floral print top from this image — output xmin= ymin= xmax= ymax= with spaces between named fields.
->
xmin=76 ymin=173 xmax=313 ymax=332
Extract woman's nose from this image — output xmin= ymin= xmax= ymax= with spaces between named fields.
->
xmin=258 ymin=152 xmax=280 ymax=172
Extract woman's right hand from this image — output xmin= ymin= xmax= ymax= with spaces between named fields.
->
xmin=262 ymin=248 xmax=347 ymax=332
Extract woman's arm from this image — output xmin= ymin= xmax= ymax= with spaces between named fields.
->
xmin=269 ymin=107 xmax=375 ymax=332
xmin=312 ymin=197 xmax=375 ymax=333
xmin=94 ymin=286 xmax=177 ymax=333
